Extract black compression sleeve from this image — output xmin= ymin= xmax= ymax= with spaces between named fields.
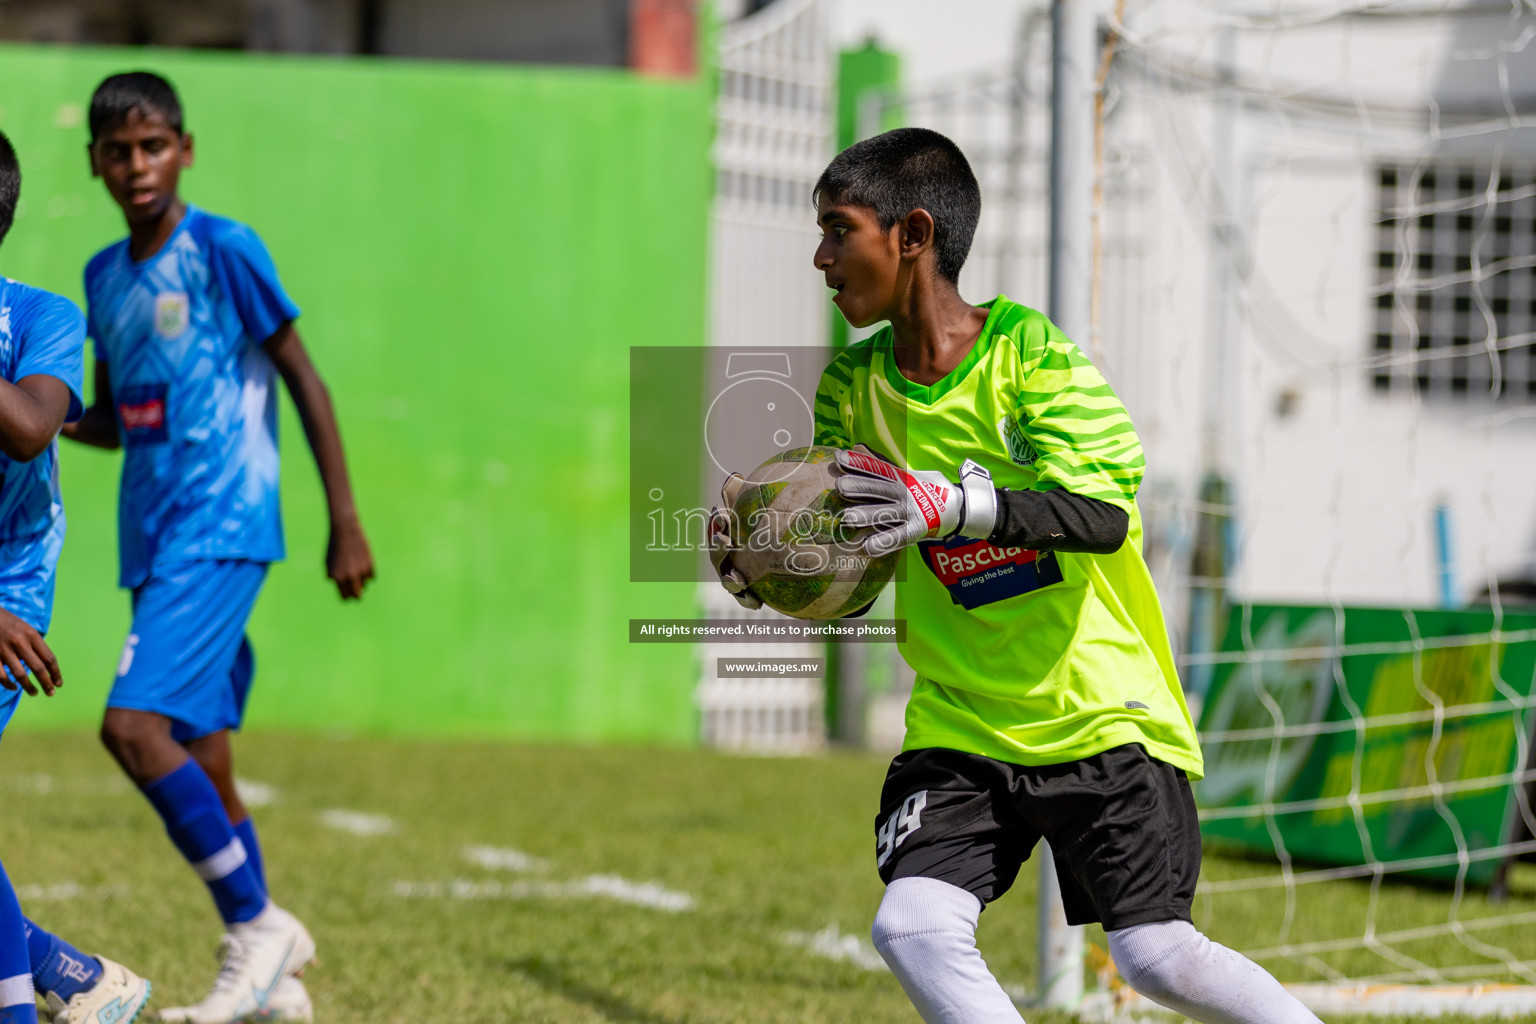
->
xmin=986 ymin=488 xmax=1129 ymax=554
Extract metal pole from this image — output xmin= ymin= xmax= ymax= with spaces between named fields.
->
xmin=1050 ymin=0 xmax=1094 ymax=339
xmin=1187 ymin=18 xmax=1237 ymax=702
xmin=1201 ymin=19 xmax=1239 ymax=478
xmin=1036 ymin=853 xmax=1082 ymax=1006
xmin=1435 ymin=500 xmax=1456 ymax=610
xmin=1040 ymin=0 xmax=1092 ymax=1007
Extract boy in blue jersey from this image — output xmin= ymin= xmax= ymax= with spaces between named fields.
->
xmin=0 ymin=130 xmax=154 ymax=1024
xmin=63 ymin=73 xmax=374 ymax=1024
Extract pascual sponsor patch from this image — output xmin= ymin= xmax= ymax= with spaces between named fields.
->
xmin=117 ymin=383 xmax=169 ymax=444
xmin=918 ymin=536 xmax=1063 ymax=609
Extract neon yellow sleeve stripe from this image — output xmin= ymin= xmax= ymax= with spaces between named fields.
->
xmin=814 ymin=420 xmax=850 ymax=447
xmin=814 ymin=367 xmax=851 ymax=448
xmin=822 ymin=362 xmax=855 ymax=388
xmin=1029 ymin=422 xmax=1142 ymax=445
xmin=814 ymin=398 xmax=843 ymax=420
xmin=1025 ymin=410 xmax=1135 ymax=434
xmin=1017 ymin=318 xmax=1145 ymax=506
xmin=1080 ymin=456 xmax=1146 ymax=476
xmin=1037 ymin=346 xmax=1093 ymax=372
xmin=1019 ymin=380 xmax=1119 ymax=403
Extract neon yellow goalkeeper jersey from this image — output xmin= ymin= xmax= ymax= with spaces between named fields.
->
xmin=814 ymin=297 xmax=1203 ymax=777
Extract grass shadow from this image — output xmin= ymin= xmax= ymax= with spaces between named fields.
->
xmin=504 ymin=956 xmax=685 ymax=1024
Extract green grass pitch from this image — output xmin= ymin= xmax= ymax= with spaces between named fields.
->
xmin=4 ymin=731 xmax=1536 ymax=1023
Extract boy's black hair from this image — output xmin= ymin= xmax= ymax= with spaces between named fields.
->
xmin=89 ymin=71 xmax=184 ymax=142
xmin=813 ymin=127 xmax=981 ymax=283
xmin=0 ymin=130 xmax=19 ymax=248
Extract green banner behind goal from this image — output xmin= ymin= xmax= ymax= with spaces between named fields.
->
xmin=1197 ymin=604 xmax=1536 ymax=887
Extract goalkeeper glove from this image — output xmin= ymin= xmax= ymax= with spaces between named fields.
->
xmin=835 ymin=445 xmax=998 ymax=557
xmin=708 ymin=473 xmax=763 ymax=610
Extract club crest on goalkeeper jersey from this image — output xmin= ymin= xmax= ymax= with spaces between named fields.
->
xmin=0 ymin=277 xmax=86 ymax=631
xmin=813 ymin=296 xmax=1203 ymax=777
xmin=85 ymin=206 xmax=299 ymax=589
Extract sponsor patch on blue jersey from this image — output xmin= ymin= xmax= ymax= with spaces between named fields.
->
xmin=917 ymin=536 xmax=1065 ymax=610
xmin=116 ymin=382 xmax=170 ymax=444
xmin=84 ymin=206 xmax=298 ymax=588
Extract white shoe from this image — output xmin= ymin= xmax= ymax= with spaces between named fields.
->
xmin=45 ymin=956 xmax=153 ymax=1024
xmin=247 ymin=978 xmax=311 ymax=1023
xmin=156 ymin=905 xmax=315 ymax=1024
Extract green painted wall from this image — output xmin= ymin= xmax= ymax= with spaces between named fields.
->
xmin=0 ymin=45 xmax=709 ymax=742
xmin=829 ymin=42 xmax=900 ymax=362
xmin=836 ymin=42 xmax=901 ymax=155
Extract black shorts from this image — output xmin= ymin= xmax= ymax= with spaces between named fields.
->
xmin=874 ymin=744 xmax=1200 ymax=930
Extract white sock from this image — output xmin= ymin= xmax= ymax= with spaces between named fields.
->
xmin=871 ymin=877 xmax=1024 ymax=1024
xmin=1107 ymin=920 xmax=1322 ymax=1024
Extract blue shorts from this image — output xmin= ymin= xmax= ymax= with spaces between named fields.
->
xmin=0 ymin=517 xmax=65 ymax=740
xmin=107 ymin=559 xmax=268 ymax=743
xmin=0 ymin=687 xmax=15 ymax=737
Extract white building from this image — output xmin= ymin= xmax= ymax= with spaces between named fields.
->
xmin=1107 ymin=2 xmax=1536 ymax=614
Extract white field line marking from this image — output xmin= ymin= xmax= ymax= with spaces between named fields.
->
xmin=0 ymin=773 xmax=130 ymax=796
xmin=234 ymin=779 xmax=279 ymax=808
xmin=318 ymin=809 xmax=398 ymax=836
xmin=462 ymin=845 xmax=550 ymax=873
xmin=781 ymin=925 xmax=888 ymax=973
xmin=575 ymin=874 xmax=694 ymax=911
xmin=15 ymin=883 xmax=129 ymax=903
xmin=1287 ymin=984 xmax=1536 ymax=1015
xmin=393 ymin=874 xmax=694 ymax=913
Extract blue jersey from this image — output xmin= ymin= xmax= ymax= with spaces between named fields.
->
xmin=84 ymin=206 xmax=299 ymax=589
xmin=0 ymin=278 xmax=86 ymax=631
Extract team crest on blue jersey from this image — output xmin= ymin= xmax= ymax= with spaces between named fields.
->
xmin=154 ymin=292 xmax=190 ymax=339
xmin=997 ymin=413 xmax=1038 ymax=467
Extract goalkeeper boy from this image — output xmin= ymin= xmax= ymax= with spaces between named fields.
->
xmin=711 ymin=128 xmax=1324 ymax=1023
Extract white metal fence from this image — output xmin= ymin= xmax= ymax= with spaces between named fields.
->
xmin=699 ymin=0 xmax=834 ymax=754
